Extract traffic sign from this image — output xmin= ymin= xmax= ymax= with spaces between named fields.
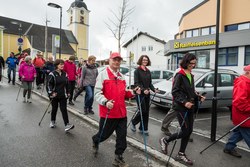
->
xmin=17 ymin=38 xmax=23 ymax=46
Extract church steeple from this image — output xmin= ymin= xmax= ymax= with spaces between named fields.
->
xmin=67 ymin=0 xmax=89 ymax=60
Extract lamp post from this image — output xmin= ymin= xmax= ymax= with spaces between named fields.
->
xmin=48 ymin=2 xmax=62 ymax=59
xmin=11 ymin=21 xmax=22 ymax=54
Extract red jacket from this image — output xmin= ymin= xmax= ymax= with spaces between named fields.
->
xmin=63 ymin=60 xmax=77 ymax=81
xmin=232 ymin=75 xmax=250 ymax=127
xmin=96 ymin=68 xmax=134 ymax=118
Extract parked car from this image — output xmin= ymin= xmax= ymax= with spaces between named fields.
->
xmin=150 ymin=68 xmax=240 ymax=109
xmin=125 ymin=67 xmax=174 ymax=88
xmin=97 ymin=65 xmax=136 ymax=75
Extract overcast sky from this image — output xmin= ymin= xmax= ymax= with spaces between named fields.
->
xmin=0 ymin=0 xmax=203 ymax=59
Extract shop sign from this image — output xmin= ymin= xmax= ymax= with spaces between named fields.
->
xmin=174 ymin=40 xmax=216 ymax=49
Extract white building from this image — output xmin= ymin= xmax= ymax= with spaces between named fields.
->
xmin=123 ymin=32 xmax=167 ymax=68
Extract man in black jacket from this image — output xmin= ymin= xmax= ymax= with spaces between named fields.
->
xmin=0 ymin=55 xmax=5 ymax=82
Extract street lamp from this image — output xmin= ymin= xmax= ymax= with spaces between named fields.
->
xmin=11 ymin=21 xmax=22 ymax=53
xmin=48 ymin=2 xmax=62 ymax=59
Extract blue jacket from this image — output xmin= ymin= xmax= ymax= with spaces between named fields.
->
xmin=6 ymin=56 xmax=18 ymax=69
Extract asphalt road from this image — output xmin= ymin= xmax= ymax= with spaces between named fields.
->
xmin=0 ymin=80 xmax=165 ymax=167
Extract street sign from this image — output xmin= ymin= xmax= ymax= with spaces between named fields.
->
xmin=17 ymin=37 xmax=23 ymax=46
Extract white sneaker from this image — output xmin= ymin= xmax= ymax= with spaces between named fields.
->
xmin=27 ymin=98 xmax=32 ymax=103
xmin=50 ymin=121 xmax=56 ymax=128
xmin=65 ymin=123 xmax=74 ymax=132
xmin=23 ymin=97 xmax=27 ymax=103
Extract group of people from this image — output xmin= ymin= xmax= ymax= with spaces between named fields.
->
xmin=1 ymin=50 xmax=250 ymax=167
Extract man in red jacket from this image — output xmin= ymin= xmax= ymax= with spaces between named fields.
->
xmin=63 ymin=56 xmax=77 ymax=105
xmin=224 ymin=65 xmax=250 ymax=158
xmin=92 ymin=52 xmax=140 ymax=167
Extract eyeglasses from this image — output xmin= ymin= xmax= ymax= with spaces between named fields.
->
xmin=189 ymin=62 xmax=196 ymax=65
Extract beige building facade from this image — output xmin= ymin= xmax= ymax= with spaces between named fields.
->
xmin=166 ymin=0 xmax=250 ymax=73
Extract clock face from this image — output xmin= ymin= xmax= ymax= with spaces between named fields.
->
xmin=80 ymin=10 xmax=84 ymax=15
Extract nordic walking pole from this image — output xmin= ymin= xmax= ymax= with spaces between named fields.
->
xmin=166 ymin=111 xmax=188 ymax=167
xmin=95 ymin=101 xmax=113 ymax=157
xmin=200 ymin=116 xmax=250 ymax=154
xmin=137 ymin=94 xmax=150 ymax=167
xmin=16 ymin=85 xmax=22 ymax=101
xmin=38 ymin=99 xmax=53 ymax=126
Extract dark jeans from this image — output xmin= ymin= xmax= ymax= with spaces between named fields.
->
xmin=68 ymin=81 xmax=75 ymax=102
xmin=35 ymin=68 xmax=44 ymax=86
xmin=51 ymin=97 xmax=69 ymax=126
xmin=92 ymin=117 xmax=127 ymax=155
xmin=84 ymin=85 xmax=94 ymax=110
xmin=166 ymin=110 xmax=194 ymax=153
xmin=132 ymin=94 xmax=150 ymax=131
xmin=7 ymin=68 xmax=16 ymax=83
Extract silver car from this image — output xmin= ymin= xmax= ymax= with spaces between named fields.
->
xmin=151 ymin=69 xmax=240 ymax=109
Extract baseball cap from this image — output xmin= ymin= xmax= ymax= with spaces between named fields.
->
xmin=110 ymin=52 xmax=123 ymax=60
xmin=243 ymin=64 xmax=250 ymax=71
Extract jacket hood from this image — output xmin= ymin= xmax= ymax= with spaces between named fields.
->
xmin=235 ymin=75 xmax=250 ymax=84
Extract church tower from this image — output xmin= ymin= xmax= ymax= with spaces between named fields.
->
xmin=67 ymin=0 xmax=89 ymax=60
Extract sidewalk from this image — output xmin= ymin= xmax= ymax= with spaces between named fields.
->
xmin=1 ymin=71 xmax=250 ymax=167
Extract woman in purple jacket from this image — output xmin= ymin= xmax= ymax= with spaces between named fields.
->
xmin=19 ymin=56 xmax=36 ymax=103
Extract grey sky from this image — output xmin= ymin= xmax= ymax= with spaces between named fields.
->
xmin=0 ymin=0 xmax=203 ymax=59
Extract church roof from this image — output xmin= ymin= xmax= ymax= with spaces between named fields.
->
xmin=70 ymin=0 xmax=88 ymax=10
xmin=0 ymin=16 xmax=78 ymax=55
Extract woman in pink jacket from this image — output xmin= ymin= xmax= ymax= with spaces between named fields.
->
xmin=19 ymin=56 xmax=36 ymax=103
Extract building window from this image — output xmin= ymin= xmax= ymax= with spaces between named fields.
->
xmin=245 ymin=46 xmax=250 ymax=65
xmin=210 ymin=26 xmax=216 ymax=34
xmin=239 ymin=23 xmax=250 ymax=30
xmin=141 ymin=46 xmax=146 ymax=51
xmin=80 ymin=16 xmax=84 ymax=24
xmin=218 ymin=47 xmax=238 ymax=66
xmin=148 ymin=46 xmax=153 ymax=51
xmin=225 ymin=24 xmax=238 ymax=31
xmin=186 ymin=30 xmax=192 ymax=38
xmin=196 ymin=50 xmax=210 ymax=68
xmin=192 ymin=29 xmax=199 ymax=37
xmin=201 ymin=27 xmax=209 ymax=36
xmin=70 ymin=16 xmax=73 ymax=23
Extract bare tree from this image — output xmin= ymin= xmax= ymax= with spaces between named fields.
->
xmin=105 ymin=0 xmax=134 ymax=53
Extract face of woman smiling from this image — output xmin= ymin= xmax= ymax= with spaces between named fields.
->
xmin=141 ymin=57 xmax=149 ymax=67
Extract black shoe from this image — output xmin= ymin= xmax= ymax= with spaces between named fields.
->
xmin=12 ymin=82 xmax=15 ymax=85
xmin=223 ymin=148 xmax=242 ymax=158
xmin=68 ymin=101 xmax=74 ymax=105
xmin=189 ymin=138 xmax=193 ymax=142
xmin=8 ymin=80 xmax=11 ymax=83
xmin=112 ymin=154 xmax=129 ymax=167
xmin=73 ymin=96 xmax=77 ymax=101
xmin=89 ymin=109 xmax=94 ymax=114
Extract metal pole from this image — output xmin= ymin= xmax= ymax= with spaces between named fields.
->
xmin=59 ymin=7 xmax=62 ymax=59
xmin=211 ymin=0 xmax=220 ymax=142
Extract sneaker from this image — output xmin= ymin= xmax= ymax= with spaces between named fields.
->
xmin=50 ymin=121 xmax=56 ymax=128
xmin=27 ymin=98 xmax=32 ymax=103
xmin=73 ymin=96 xmax=77 ymax=101
xmin=159 ymin=137 xmax=168 ymax=154
xmin=130 ymin=123 xmax=136 ymax=132
xmin=223 ymin=148 xmax=242 ymax=158
xmin=89 ymin=109 xmax=94 ymax=114
xmin=139 ymin=130 xmax=149 ymax=136
xmin=65 ymin=123 xmax=74 ymax=132
xmin=175 ymin=152 xmax=193 ymax=165
xmin=23 ymin=97 xmax=27 ymax=103
xmin=112 ymin=154 xmax=129 ymax=167
xmin=68 ymin=101 xmax=74 ymax=105
xmin=83 ymin=108 xmax=88 ymax=115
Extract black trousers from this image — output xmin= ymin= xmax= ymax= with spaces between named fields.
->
xmin=132 ymin=94 xmax=150 ymax=131
xmin=35 ymin=68 xmax=44 ymax=86
xmin=166 ymin=110 xmax=194 ymax=153
xmin=68 ymin=81 xmax=75 ymax=102
xmin=51 ymin=97 xmax=69 ymax=126
xmin=92 ymin=117 xmax=127 ymax=155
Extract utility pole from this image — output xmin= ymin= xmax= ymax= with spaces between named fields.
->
xmin=45 ymin=18 xmax=50 ymax=60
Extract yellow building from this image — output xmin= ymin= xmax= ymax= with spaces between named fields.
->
xmin=166 ymin=0 xmax=250 ymax=73
xmin=0 ymin=0 xmax=89 ymax=61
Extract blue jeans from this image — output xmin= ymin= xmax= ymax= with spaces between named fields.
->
xmin=7 ymin=68 xmax=16 ymax=83
xmin=225 ymin=127 xmax=250 ymax=150
xmin=84 ymin=85 xmax=94 ymax=110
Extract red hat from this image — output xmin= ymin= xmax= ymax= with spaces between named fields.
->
xmin=110 ymin=52 xmax=123 ymax=60
xmin=244 ymin=65 xmax=250 ymax=71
